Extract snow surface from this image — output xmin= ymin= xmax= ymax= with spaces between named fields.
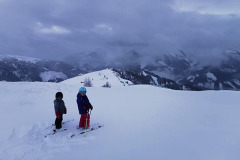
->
xmin=40 ymin=71 xmax=68 ymax=82
xmin=151 ymin=76 xmax=159 ymax=85
xmin=224 ymin=81 xmax=236 ymax=89
xmin=234 ymin=80 xmax=240 ymax=86
xmin=0 ymin=75 xmax=240 ymax=160
xmin=187 ymin=74 xmax=199 ymax=82
xmin=206 ymin=72 xmax=217 ymax=81
xmin=187 ymin=75 xmax=195 ymax=82
xmin=142 ymin=71 xmax=148 ymax=76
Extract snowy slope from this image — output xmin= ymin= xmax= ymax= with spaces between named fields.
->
xmin=61 ymin=69 xmax=133 ymax=87
xmin=0 ymin=81 xmax=240 ymax=160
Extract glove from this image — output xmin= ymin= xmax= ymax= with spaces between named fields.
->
xmin=56 ymin=112 xmax=61 ymax=119
xmin=64 ymin=108 xmax=67 ymax=114
xmin=89 ymin=105 xmax=93 ymax=110
xmin=83 ymin=105 xmax=93 ymax=110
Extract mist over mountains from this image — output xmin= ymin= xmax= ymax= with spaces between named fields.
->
xmin=1 ymin=49 xmax=240 ymax=90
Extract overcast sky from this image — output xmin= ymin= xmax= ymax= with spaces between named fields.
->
xmin=0 ymin=0 xmax=240 ymax=61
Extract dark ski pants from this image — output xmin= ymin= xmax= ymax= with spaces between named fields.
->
xmin=79 ymin=113 xmax=90 ymax=129
xmin=55 ymin=116 xmax=63 ymax=129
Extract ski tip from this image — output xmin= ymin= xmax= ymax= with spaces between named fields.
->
xmin=98 ymin=125 xmax=103 ymax=128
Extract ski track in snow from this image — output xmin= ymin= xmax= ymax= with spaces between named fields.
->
xmin=0 ymin=119 xmax=101 ymax=160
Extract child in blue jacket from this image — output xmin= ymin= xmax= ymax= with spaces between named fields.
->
xmin=77 ymin=87 xmax=93 ymax=129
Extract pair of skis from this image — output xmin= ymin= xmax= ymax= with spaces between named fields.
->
xmin=44 ymin=122 xmax=103 ymax=138
xmin=71 ymin=124 xmax=103 ymax=138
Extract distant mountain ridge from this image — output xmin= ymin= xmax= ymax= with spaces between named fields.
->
xmin=143 ymin=50 xmax=240 ymax=90
xmin=1 ymin=51 xmax=240 ymax=91
xmin=0 ymin=55 xmax=84 ymax=82
xmin=178 ymin=50 xmax=240 ymax=90
xmin=67 ymin=50 xmax=240 ymax=90
xmin=112 ymin=68 xmax=185 ymax=90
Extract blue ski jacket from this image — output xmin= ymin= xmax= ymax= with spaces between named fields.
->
xmin=77 ymin=93 xmax=92 ymax=114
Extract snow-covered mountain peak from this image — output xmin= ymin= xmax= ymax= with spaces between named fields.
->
xmin=61 ymin=69 xmax=133 ymax=87
xmin=225 ymin=50 xmax=240 ymax=56
xmin=223 ymin=50 xmax=240 ymax=62
xmin=0 ymin=55 xmax=41 ymax=64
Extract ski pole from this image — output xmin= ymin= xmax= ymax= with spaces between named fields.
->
xmin=84 ymin=113 xmax=88 ymax=137
xmin=84 ymin=109 xmax=92 ymax=137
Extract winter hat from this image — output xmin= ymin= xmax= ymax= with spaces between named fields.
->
xmin=79 ymin=87 xmax=87 ymax=94
xmin=55 ymin=92 xmax=63 ymax=99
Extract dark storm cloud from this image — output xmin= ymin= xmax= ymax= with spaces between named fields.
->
xmin=0 ymin=0 xmax=240 ymax=63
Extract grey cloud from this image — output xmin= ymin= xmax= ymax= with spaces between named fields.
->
xmin=0 ymin=0 xmax=239 ymax=63
xmin=173 ymin=0 xmax=240 ymax=15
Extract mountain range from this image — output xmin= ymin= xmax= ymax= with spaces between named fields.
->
xmin=0 ymin=50 xmax=240 ymax=90
xmin=0 ymin=55 xmax=83 ymax=82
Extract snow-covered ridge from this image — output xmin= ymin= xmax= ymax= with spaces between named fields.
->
xmin=0 ymin=55 xmax=41 ymax=64
xmin=61 ymin=69 xmax=133 ymax=87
